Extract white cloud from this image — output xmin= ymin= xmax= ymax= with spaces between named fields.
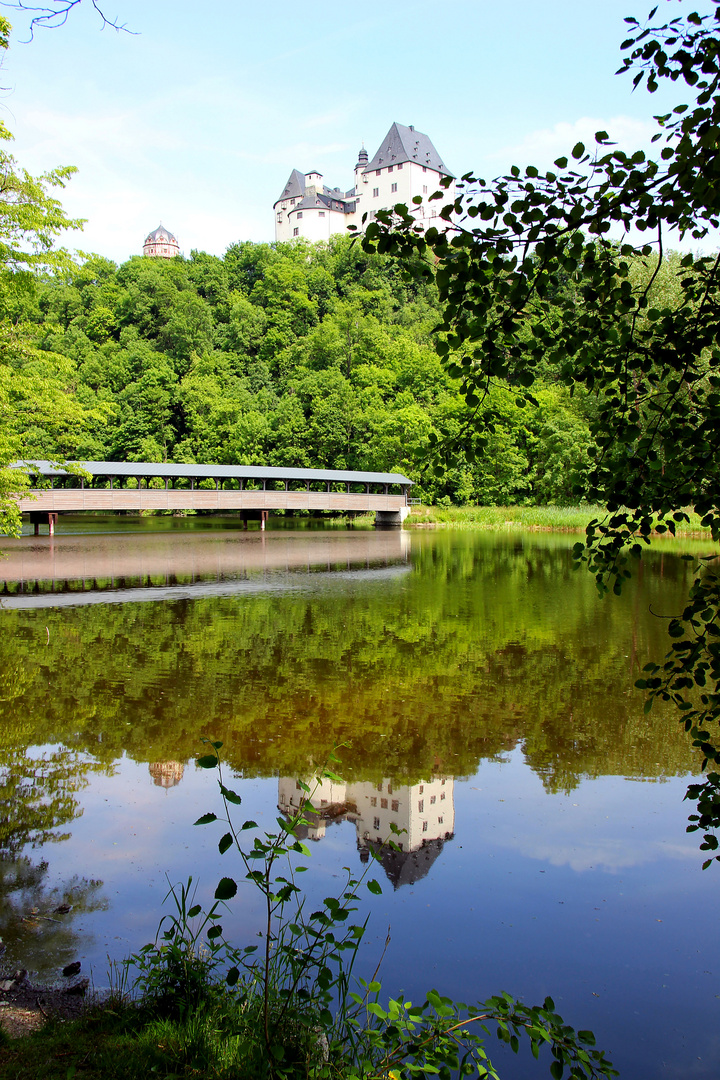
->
xmin=491 ymin=115 xmax=659 ymax=169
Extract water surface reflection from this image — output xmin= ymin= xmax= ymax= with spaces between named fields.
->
xmin=0 ymin=525 xmax=718 ymax=1078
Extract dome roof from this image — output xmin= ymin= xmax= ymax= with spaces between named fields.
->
xmin=144 ymin=224 xmax=178 ymax=245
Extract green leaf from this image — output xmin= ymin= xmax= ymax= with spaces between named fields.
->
xmin=220 ymin=784 xmax=243 ymax=806
xmin=207 ymin=924 xmax=222 ymax=939
xmin=572 ymin=141 xmax=585 ymax=158
xmin=196 ymin=755 xmax=218 ymax=769
xmin=226 ymin=966 xmax=239 ymax=986
xmin=214 ymin=877 xmax=238 ymax=900
xmin=367 ymin=879 xmax=382 ymax=895
xmin=194 ymin=813 xmax=217 ymax=826
xmin=218 ymin=832 xmax=233 ymax=855
xmin=187 ymin=904 xmax=201 ymax=918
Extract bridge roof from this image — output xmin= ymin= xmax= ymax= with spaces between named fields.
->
xmin=14 ymin=460 xmax=413 ymax=487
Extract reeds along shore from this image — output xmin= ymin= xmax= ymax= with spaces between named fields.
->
xmin=403 ymin=504 xmax=714 ymax=534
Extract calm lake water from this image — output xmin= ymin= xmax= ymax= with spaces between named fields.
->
xmin=1 ymin=517 xmax=719 ymax=1078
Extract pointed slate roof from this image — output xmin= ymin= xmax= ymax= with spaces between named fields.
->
xmin=275 ymin=168 xmax=306 ymax=206
xmin=363 ymin=122 xmax=453 ymax=176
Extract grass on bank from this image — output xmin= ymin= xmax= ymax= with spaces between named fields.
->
xmin=404 ymin=503 xmax=714 ymax=534
xmin=0 ymin=995 xmax=309 ymax=1080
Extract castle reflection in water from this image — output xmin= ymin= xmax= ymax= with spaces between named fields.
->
xmin=278 ymin=776 xmax=455 ymax=889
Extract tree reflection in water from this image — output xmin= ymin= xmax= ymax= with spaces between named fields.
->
xmin=0 ymin=742 xmax=110 ymax=978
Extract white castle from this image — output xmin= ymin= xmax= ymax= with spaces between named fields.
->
xmin=278 ymin=773 xmax=455 ymax=888
xmin=274 ymin=122 xmax=455 ymax=243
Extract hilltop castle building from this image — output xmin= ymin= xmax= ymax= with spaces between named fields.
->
xmin=274 ymin=122 xmax=455 ymax=243
xmin=143 ymin=224 xmax=180 ymax=258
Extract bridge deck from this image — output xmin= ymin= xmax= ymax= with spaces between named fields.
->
xmin=16 ymin=489 xmax=408 ymax=514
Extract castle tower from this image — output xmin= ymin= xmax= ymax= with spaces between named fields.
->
xmin=354 ymin=146 xmax=369 ymax=196
xmin=143 ymin=224 xmax=180 ymax=258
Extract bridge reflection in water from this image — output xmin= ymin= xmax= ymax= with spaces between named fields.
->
xmin=0 ymin=529 xmax=411 ymax=608
xmin=12 ymin=460 xmax=414 ymax=533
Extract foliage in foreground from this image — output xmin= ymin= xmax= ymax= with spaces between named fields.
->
xmin=73 ymin=743 xmax=615 ymax=1080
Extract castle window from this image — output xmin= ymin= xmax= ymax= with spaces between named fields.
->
xmin=381 ymin=798 xmax=388 ymax=809
xmin=440 ymin=792 xmax=446 ymax=800
xmin=388 ymin=165 xmax=393 ymax=173
xmin=391 ymin=799 xmax=399 ymax=812
xmin=374 ymin=817 xmax=380 ymax=830
xmin=397 ymin=162 xmax=403 ymax=169
xmin=423 ymin=185 xmax=428 ymax=194
xmin=297 ymin=212 xmax=303 ymax=219
xmin=430 ymin=795 xmax=436 ymax=805
xmin=438 ymin=815 xmax=444 ymax=824
xmin=418 ymin=800 xmax=424 ymax=812
xmin=391 ymin=183 xmax=397 ymax=193
xmin=419 ymin=785 xmax=424 ymax=794
xmin=293 ymin=227 xmax=299 ymax=236
xmin=422 ymin=821 xmax=428 ymax=832
xmin=319 ymin=211 xmax=325 ymax=217
xmin=422 ymin=166 xmax=427 ymax=172
xmin=373 ymin=187 xmax=379 ymax=198
xmin=376 ymin=169 xmax=381 ymax=176
xmin=277 ymin=215 xmax=282 ymax=222
xmin=370 ymin=797 xmax=377 ymax=807
xmin=387 ymin=784 xmax=392 ymax=794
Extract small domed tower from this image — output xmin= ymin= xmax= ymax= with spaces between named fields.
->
xmin=143 ymin=224 xmax=179 ymax=258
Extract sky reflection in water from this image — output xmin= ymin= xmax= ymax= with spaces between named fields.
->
xmin=1 ymin=520 xmax=718 ymax=1079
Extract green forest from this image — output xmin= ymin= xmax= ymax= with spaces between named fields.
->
xmin=3 ymin=236 xmax=587 ymax=504
xmin=5 ymin=230 xmax=693 ymax=509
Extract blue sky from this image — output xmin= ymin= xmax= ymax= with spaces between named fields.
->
xmin=0 ymin=0 xmax=705 ymax=263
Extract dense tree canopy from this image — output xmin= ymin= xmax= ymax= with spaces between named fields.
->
xmin=2 ymin=234 xmax=604 ymax=515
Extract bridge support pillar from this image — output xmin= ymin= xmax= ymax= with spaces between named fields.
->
xmin=30 ymin=511 xmax=58 ymax=536
xmin=260 ymin=511 xmax=269 ymax=531
xmin=374 ymin=507 xmax=410 ymax=529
